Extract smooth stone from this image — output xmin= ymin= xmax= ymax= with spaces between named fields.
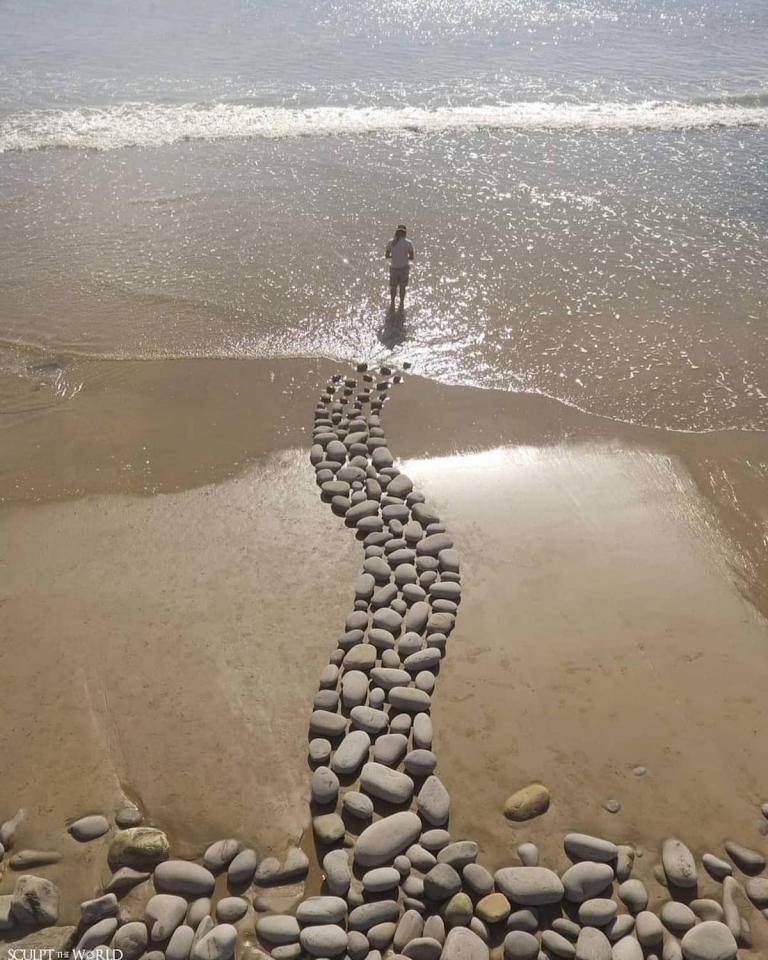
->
xmin=76 ymin=919 xmax=119 ymax=951
xmin=662 ymin=839 xmax=697 ymax=888
xmin=323 ymin=848 xmax=352 ymax=895
xmin=690 ymin=899 xmax=725 ymax=922
xmin=155 ymin=860 xmax=215 ymax=896
xmin=350 ymin=706 xmax=389 ymax=736
xmin=371 ymin=583 xmax=398 ymax=609
xmin=272 ymin=845 xmax=309 ymax=883
xmin=204 ymin=839 xmax=240 ymax=873
xmin=363 ymin=867 xmax=401 ymax=892
xmin=441 ymin=927 xmax=489 ymax=960
xmin=347 ymin=501 xmax=380 ymax=525
xmin=604 ymin=799 xmax=622 ymax=814
xmin=8 ymin=851 xmax=62 ymax=869
xmin=331 ymin=731 xmax=371 ymax=776
xmin=313 ymin=813 xmax=345 ymax=844
xmin=364 ymin=557 xmax=392 ymax=582
xmin=69 ymin=815 xmax=110 ymax=842
xmin=398 ymin=634 xmax=425 ymax=658
xmin=216 ymin=898 xmax=248 ymax=923
xmin=476 ymin=893 xmax=511 ymax=924
xmin=309 ymin=738 xmax=333 ymax=764
xmin=371 ymin=448 xmax=394 ymax=468
xmin=344 ymin=792 xmax=375 ymax=819
xmin=374 ymin=733 xmax=409 ymax=767
xmin=635 ymin=911 xmax=663 ymax=947
xmin=506 ymin=910 xmax=539 ymax=933
xmin=115 ymin=805 xmax=143 ymax=828
xmin=503 ymin=931 xmax=539 ymax=960
xmin=81 ymin=893 xmax=118 ymax=924
xmin=257 ymin=916 xmax=301 ymax=945
xmin=355 ymin=811 xmax=422 ymax=867
xmin=415 ymin=556 xmax=440 ymax=573
xmin=339 ymin=630 xmax=365 ymax=651
xmin=463 ymin=863 xmax=494 ymax=896
xmin=369 ymin=687 xmax=386 ymax=708
xmin=611 ymin=938 xmax=643 ymax=960
xmin=372 ymin=608 xmax=403 ymax=635
xmin=541 ymin=930 xmax=576 ymax=958
xmin=166 ymin=926 xmax=196 ymax=960
xmin=575 ymin=927 xmax=612 ymax=960
xmin=404 ymin=648 xmax=441 ymax=672
xmin=113 ymin=921 xmax=149 ymax=960
xmin=361 ymin=762 xmax=414 ymax=804
xmin=603 ymin=915 xmax=635 ymax=942
xmin=348 ymin=900 xmax=400 ymax=932
xmin=618 ymin=880 xmax=648 ymax=914
xmin=438 ymin=841 xmax=478 ymax=870
xmin=552 ymin=918 xmax=581 ymax=939
xmin=616 ymin=846 xmax=635 ymax=882
xmin=423 ymin=915 xmax=445 ymax=945
xmin=105 ymin=866 xmax=151 ymax=893
xmin=10 ymin=876 xmax=60 ymax=926
xmin=417 ymin=776 xmax=450 ymax=826
xmin=495 ymin=866 xmax=565 ymax=906
xmin=314 ymin=689 xmax=340 ymax=711
xmin=503 ymin=784 xmax=551 ymax=822
xmin=296 ymin=897 xmax=348 ymax=925
xmin=578 ymin=898 xmax=617 ymax=927
xmin=191 ymin=924 xmax=237 ymax=960
xmin=108 ymin=827 xmax=170 ymax=869
xmin=348 ymin=931 xmax=370 ymax=960
xmin=428 ymin=582 xmax=462 ymax=601
xmin=444 ymin=893 xmax=473 ymax=928
xmin=561 ymin=862 xmax=614 ymax=903
xmin=403 ymin=938 xmax=442 ymax=960
xmin=394 ymin=910 xmax=425 ymax=951
xmin=416 ymin=534 xmax=454 ymax=557
xmin=227 ymin=848 xmax=258 ymax=884
xmin=404 ymin=749 xmax=438 ymax=777
xmin=145 ymin=894 xmax=188 ymax=941
xmin=407 ymin=844 xmax=437 ymax=871
xmin=405 ymin=602 xmax=431 ymax=634
xmin=426 ymin=612 xmax=455 ymax=634
xmin=187 ymin=899 xmax=213 ymax=929
xmin=680 ymin=921 xmax=737 ymax=960
xmin=517 ymin=843 xmax=539 ymax=867
xmin=389 ymin=687 xmax=431 ymax=712
xmin=403 ymin=584 xmax=427 ymax=603
xmin=660 ymin=902 xmax=696 ymax=934
xmin=702 ymin=853 xmax=732 ymax=879
xmin=389 ymin=548 xmax=417 ymax=566
xmin=344 ymin=644 xmax=378 ymax=672
xmin=356 ymin=573 xmax=376 ymax=600
xmin=424 ymin=863 xmax=462 ymax=901
xmin=723 ymin=840 xmax=766 ymax=874
xmin=368 ymin=922 xmax=397 ymax=950
xmin=388 ymin=474 xmax=414 ymax=498
xmin=347 ymin=611 xmax=370 ymax=631
xmin=370 ymin=667 xmax=411 ymax=690
xmin=565 ymin=834 xmax=618 ymax=863
xmin=310 ymin=710 xmax=347 ymax=737
xmin=415 ymin=671 xmax=435 ymax=694
xmin=382 ymin=648 xmax=402 ymax=667
xmin=745 ymin=877 xmax=768 ymax=907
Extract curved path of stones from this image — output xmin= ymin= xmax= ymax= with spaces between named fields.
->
xmin=1 ymin=364 xmax=766 ymax=960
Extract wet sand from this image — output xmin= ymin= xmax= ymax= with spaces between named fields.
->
xmin=1 ymin=357 xmax=767 ymax=942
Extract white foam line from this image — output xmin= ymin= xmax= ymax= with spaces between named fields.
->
xmin=2 ymin=99 xmax=768 ymax=153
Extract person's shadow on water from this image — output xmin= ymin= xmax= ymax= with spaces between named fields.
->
xmin=378 ymin=308 xmax=406 ymax=351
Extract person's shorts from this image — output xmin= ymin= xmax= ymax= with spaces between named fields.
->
xmin=389 ymin=266 xmax=410 ymax=291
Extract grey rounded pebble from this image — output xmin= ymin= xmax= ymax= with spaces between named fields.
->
xmin=724 ymin=839 xmax=766 ymax=874
xmin=363 ymin=867 xmax=401 ymax=892
xmin=437 ymin=841 xmax=478 ymax=870
xmin=313 ymin=812 xmax=345 ymax=843
xmin=145 ymin=894 xmax=188 ymax=941
xmin=680 ymin=921 xmax=737 ymax=960
xmin=374 ymin=733 xmax=409 ymax=767
xmin=310 ymin=710 xmax=348 ymax=737
xmin=389 ymin=687 xmax=431 ymax=712
xmin=575 ymin=927 xmax=611 ymax=960
xmin=413 ymin=713 xmax=433 ymax=749
xmin=604 ymin=800 xmax=622 ymax=814
xmin=603 ymin=914 xmax=634 ymax=942
xmin=344 ymin=791 xmax=374 ymax=819
xmin=76 ymin=919 xmax=118 ymax=951
xmin=256 ymin=916 xmax=301 ymax=945
xmin=370 ymin=667 xmax=411 ymax=690
xmin=154 ymin=861 xmax=216 ymax=897
xmin=115 ymin=805 xmax=143 ymax=828
xmin=191 ymin=923 xmax=237 ymax=960
xmin=503 ymin=931 xmax=539 ymax=960
xmin=348 ymin=899 xmax=401 ymax=932
xmin=702 ymin=853 xmax=732 ymax=879
xmin=323 ymin=848 xmax=352 ymax=895
xmin=417 ymin=776 xmax=450 ymax=826
xmin=632 ymin=766 xmax=647 ymax=777
xmin=348 ymin=931 xmax=370 ymax=960
xmin=394 ymin=909 xmax=425 ymax=951
xmin=564 ymin=833 xmax=618 ymax=863
xmin=8 ymin=850 xmax=62 ymax=869
xmin=424 ymin=863 xmax=462 ymax=901
xmin=369 ymin=687 xmax=386 ymax=708
xmin=187 ymin=898 xmax=213 ymax=929
xmin=105 ymin=865 xmax=151 ymax=894
xmin=517 ymin=843 xmax=539 ymax=867
xmin=578 ymin=898 xmax=617 ymax=927
xmin=368 ymin=922 xmax=397 ymax=951
xmin=540 ymin=930 xmax=576 ymax=958
xmin=361 ymin=761 xmax=415 ymax=804
xmin=405 ymin=749 xmax=438 ymax=777
xmin=228 ymin=848 xmax=258 ymax=885
xmin=80 ymin=893 xmax=118 ymax=924
xmin=463 ymin=863 xmax=494 ymax=896
xmin=635 ymin=910 xmax=663 ymax=947
xmin=312 ymin=766 xmax=341 ymax=804
xmin=342 ymin=670 xmax=370 ymax=707
xmin=552 ymin=917 xmax=580 ymax=939
xmin=661 ymin=839 xmax=697 ymax=888
xmin=441 ymin=927 xmax=489 ymax=960
xmin=354 ymin=811 xmax=422 ymax=867
xmin=113 ymin=921 xmax=149 ymax=960
xmin=616 ymin=845 xmax=635 ymax=882
xmin=166 ymin=925 xmax=196 ymax=960
xmin=495 ymin=866 xmax=565 ymax=906
xmin=333 ymin=730 xmax=373 ymax=775
xmin=660 ymin=901 xmax=696 ymax=934
xmin=506 ymin=910 xmax=539 ymax=933
xmin=690 ymin=899 xmax=724 ymax=922
xmin=203 ymin=839 xmax=239 ymax=874
xmin=296 ymin=896 xmax=348 ymax=925
xmin=611 ymin=938 xmax=643 ymax=960
xmin=745 ymin=877 xmax=768 ymax=908
xmin=309 ymin=739 xmax=333 ymax=764
xmin=561 ymin=862 xmax=614 ymax=903
xmin=618 ymin=879 xmax=648 ymax=914
xmin=350 ymin=705 xmax=388 ymax=735
xmin=216 ymin=898 xmax=248 ymax=923
xmin=69 ymin=815 xmax=110 ymax=842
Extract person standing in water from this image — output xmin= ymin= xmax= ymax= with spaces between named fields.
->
xmin=385 ymin=224 xmax=415 ymax=312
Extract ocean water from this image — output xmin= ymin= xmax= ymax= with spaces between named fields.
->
xmin=1 ymin=0 xmax=766 ymax=429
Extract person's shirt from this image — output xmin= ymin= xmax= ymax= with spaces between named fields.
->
xmin=386 ymin=237 xmax=414 ymax=269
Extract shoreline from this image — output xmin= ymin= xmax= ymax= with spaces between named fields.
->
xmin=0 ymin=357 xmax=767 ymax=951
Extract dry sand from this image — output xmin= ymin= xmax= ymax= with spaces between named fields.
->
xmin=1 ymin=357 xmax=767 ymax=945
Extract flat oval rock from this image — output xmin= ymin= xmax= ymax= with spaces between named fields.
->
xmin=350 ymin=705 xmax=389 ymax=735
xmin=361 ymin=762 xmax=415 ymax=804
xmin=494 ymin=867 xmax=565 ymax=906
xmin=363 ymin=867 xmax=401 ymax=892
xmin=191 ymin=924 xmax=237 ymax=960
xmin=680 ymin=920 xmax=737 ymax=960
xmin=577 ymin=898 xmax=617 ymax=927
xmin=415 ymin=534 xmax=454 ymax=557
xmin=575 ymin=927 xmax=611 ymax=960
xmin=370 ymin=667 xmax=411 ymax=690
xmin=503 ymin=784 xmax=550 ymax=822
xmin=256 ymin=916 xmax=301 ymax=945
xmin=69 ymin=815 xmax=110 ymax=842
xmin=309 ymin=710 xmax=347 ymax=737
xmin=374 ymin=733 xmax=409 ymax=766
xmin=417 ymin=776 xmax=450 ymax=826
xmin=311 ymin=766 xmax=340 ymax=804
xmin=564 ymin=834 xmax=618 ymax=863
xmin=503 ymin=931 xmax=539 ymax=960
xmin=723 ymin=840 xmax=766 ymax=874
xmin=354 ymin=811 xmax=423 ymax=867
xmin=561 ymin=862 xmax=614 ymax=903
xmin=441 ymin=927 xmax=489 ymax=960
xmin=662 ymin=839 xmax=697 ymax=888
xmin=331 ymin=730 xmax=371 ymax=775
xmin=296 ymin=897 xmax=348 ymax=925
xmin=389 ymin=687 xmax=431 ymax=712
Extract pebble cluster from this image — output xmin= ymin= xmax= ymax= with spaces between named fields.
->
xmin=1 ymin=364 xmax=766 ymax=960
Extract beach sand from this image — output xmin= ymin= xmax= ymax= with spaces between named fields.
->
xmin=1 ymin=358 xmax=767 ymax=946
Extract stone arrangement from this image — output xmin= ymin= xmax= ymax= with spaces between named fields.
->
xmin=1 ymin=364 xmax=767 ymax=960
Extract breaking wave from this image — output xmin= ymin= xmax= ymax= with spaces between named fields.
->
xmin=2 ymin=96 xmax=768 ymax=153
